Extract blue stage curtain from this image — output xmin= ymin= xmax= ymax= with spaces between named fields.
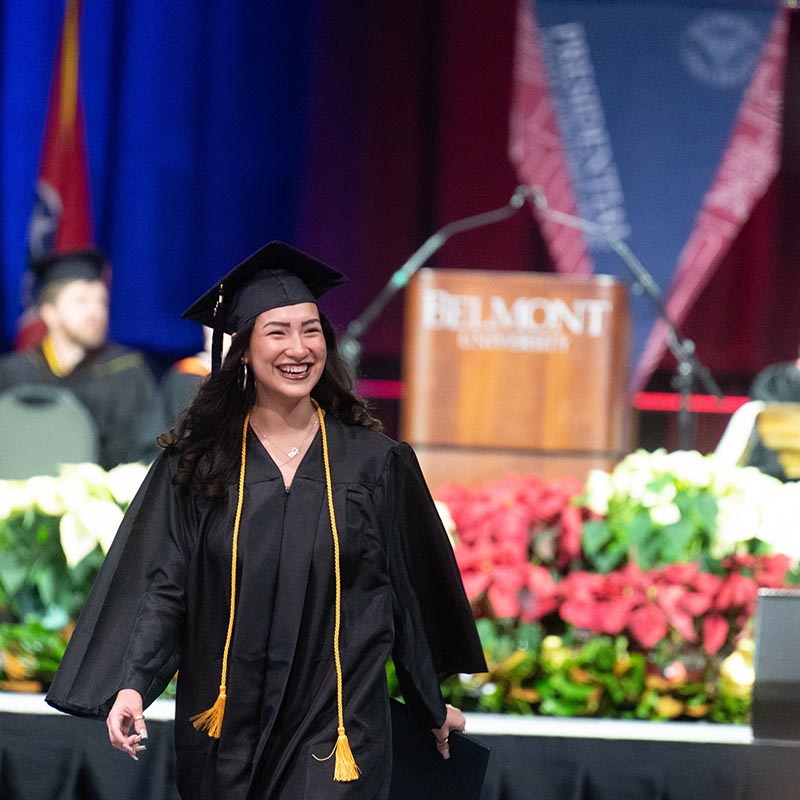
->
xmin=2 ymin=1 xmax=798 ymax=378
xmin=0 ymin=0 xmax=318 ymax=356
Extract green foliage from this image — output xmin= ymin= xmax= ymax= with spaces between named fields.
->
xmin=0 ymin=618 xmax=68 ymax=686
xmin=580 ymin=485 xmax=719 ymax=573
xmin=0 ymin=509 xmax=104 ymax=624
xmin=435 ymin=621 xmax=753 ymax=723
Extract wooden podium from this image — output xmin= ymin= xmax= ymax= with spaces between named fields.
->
xmin=400 ymin=269 xmax=631 ymax=489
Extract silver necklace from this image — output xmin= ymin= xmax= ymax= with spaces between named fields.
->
xmin=250 ymin=414 xmax=318 ymax=468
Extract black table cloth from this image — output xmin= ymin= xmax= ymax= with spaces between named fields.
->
xmin=2 ymin=710 xmax=799 ymax=800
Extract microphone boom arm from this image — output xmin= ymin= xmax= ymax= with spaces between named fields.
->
xmin=339 ymin=186 xmax=529 ymax=373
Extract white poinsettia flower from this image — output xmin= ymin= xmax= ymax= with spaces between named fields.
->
xmin=640 ymin=481 xmax=677 ymax=509
xmin=0 ymin=480 xmax=32 ymax=518
xmin=59 ymin=510 xmax=100 ymax=568
xmin=582 ymin=469 xmax=613 ymax=515
xmin=647 ymin=448 xmax=672 ymax=474
xmin=59 ymin=498 xmax=124 ymax=567
xmin=105 ymin=462 xmax=148 ymax=506
xmin=610 ymin=452 xmax=654 ymax=502
xmin=713 ymin=495 xmax=762 ymax=559
xmin=26 ymin=475 xmax=67 ymax=517
xmin=53 ymin=473 xmax=92 ymax=514
xmin=0 ymin=481 xmax=10 ymax=519
xmin=649 ymin=501 xmax=681 ymax=527
xmin=59 ymin=463 xmax=115 ymax=505
xmin=83 ymin=498 xmax=125 ymax=554
xmin=758 ymin=481 xmax=800 ymax=564
xmin=664 ymin=450 xmax=714 ymax=489
xmin=59 ymin=461 xmax=109 ymax=487
xmin=623 ymin=449 xmax=661 ymax=471
xmin=708 ymin=460 xmax=741 ymax=496
xmin=720 ymin=465 xmax=779 ymax=498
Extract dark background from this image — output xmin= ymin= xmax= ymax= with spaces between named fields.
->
xmin=1 ymin=1 xmax=799 ymax=446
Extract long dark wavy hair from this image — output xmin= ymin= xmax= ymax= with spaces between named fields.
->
xmin=163 ymin=312 xmax=382 ymax=497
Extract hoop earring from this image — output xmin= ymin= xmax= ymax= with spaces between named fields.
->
xmin=240 ymin=361 xmax=249 ymax=392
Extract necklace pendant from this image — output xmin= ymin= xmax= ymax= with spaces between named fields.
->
xmin=287 ymin=447 xmax=300 ymax=459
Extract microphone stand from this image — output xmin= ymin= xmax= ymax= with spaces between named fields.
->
xmin=339 ymin=186 xmax=530 ymax=378
xmin=530 ymin=187 xmax=723 ymax=451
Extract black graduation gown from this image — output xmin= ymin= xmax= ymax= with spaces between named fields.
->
xmin=46 ymin=417 xmax=486 ymax=799
xmin=0 ymin=343 xmax=165 ymax=468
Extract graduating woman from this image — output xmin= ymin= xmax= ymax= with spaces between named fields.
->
xmin=46 ymin=242 xmax=486 ymax=799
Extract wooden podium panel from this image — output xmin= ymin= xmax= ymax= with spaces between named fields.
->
xmin=400 ymin=269 xmax=631 ymax=488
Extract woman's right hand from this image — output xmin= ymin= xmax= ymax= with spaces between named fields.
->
xmin=106 ymin=688 xmax=148 ymax=761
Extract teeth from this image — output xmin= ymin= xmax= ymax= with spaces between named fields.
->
xmin=279 ymin=365 xmax=309 ymax=375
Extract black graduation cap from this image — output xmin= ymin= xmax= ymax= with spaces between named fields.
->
xmin=30 ymin=249 xmax=107 ymax=301
xmin=388 ymin=699 xmax=491 ymax=800
xmin=182 ymin=241 xmax=347 ymax=370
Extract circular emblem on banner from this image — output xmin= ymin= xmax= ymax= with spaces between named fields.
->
xmin=680 ymin=12 xmax=762 ymax=89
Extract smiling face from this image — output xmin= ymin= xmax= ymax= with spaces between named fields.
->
xmin=244 ymin=302 xmax=327 ymax=405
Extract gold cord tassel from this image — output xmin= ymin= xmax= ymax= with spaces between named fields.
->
xmin=189 ymin=689 xmax=226 ymax=738
xmin=190 ymin=411 xmax=250 ymax=738
xmin=311 ymin=402 xmax=361 ymax=781
xmin=332 ymin=726 xmax=360 ymax=781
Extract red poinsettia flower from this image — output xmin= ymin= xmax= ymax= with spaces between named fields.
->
xmin=455 ymin=531 xmax=529 ymax=617
xmin=555 ymin=502 xmax=583 ymax=565
xmin=699 ymin=553 xmax=793 ymax=654
xmin=558 ymin=569 xmax=635 ymax=635
xmin=714 ymin=572 xmax=758 ymax=615
xmin=702 ymin=614 xmax=729 ymax=655
xmin=752 ymin=553 xmax=791 ymax=587
xmin=441 ymin=472 xmax=585 ymax=620
xmin=520 ymin=564 xmax=559 ymax=622
xmin=559 ymin=563 xmax=724 ymax=650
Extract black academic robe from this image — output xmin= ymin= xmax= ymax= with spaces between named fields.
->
xmin=46 ymin=417 xmax=486 ymax=799
xmin=0 ymin=343 xmax=165 ymax=469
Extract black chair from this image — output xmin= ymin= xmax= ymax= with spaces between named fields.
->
xmin=0 ymin=384 xmax=99 ymax=479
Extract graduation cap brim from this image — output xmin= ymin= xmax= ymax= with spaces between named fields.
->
xmin=181 ymin=241 xmax=347 ymax=335
xmin=31 ymin=249 xmax=107 ymax=299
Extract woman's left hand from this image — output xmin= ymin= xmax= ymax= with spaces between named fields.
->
xmin=430 ymin=704 xmax=466 ymax=760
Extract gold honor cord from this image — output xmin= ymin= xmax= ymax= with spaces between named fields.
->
xmin=311 ymin=400 xmax=360 ymax=781
xmin=190 ymin=410 xmax=251 ymax=738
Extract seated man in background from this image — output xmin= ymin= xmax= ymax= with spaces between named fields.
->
xmin=746 ymin=345 xmax=800 ymax=480
xmin=0 ymin=250 xmax=165 ymax=469
xmin=161 ymin=326 xmax=230 ymax=427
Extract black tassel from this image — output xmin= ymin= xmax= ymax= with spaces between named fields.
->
xmin=212 ymin=283 xmax=224 ymax=372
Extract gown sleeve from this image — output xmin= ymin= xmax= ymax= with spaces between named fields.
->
xmin=46 ymin=450 xmax=195 ymax=718
xmin=378 ymin=443 xmax=486 ymax=729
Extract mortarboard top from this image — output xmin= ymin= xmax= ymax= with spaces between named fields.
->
xmin=388 ymin=699 xmax=491 ymax=800
xmin=30 ymin=249 xmax=107 ymax=300
xmin=181 ymin=241 xmax=347 ymax=336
